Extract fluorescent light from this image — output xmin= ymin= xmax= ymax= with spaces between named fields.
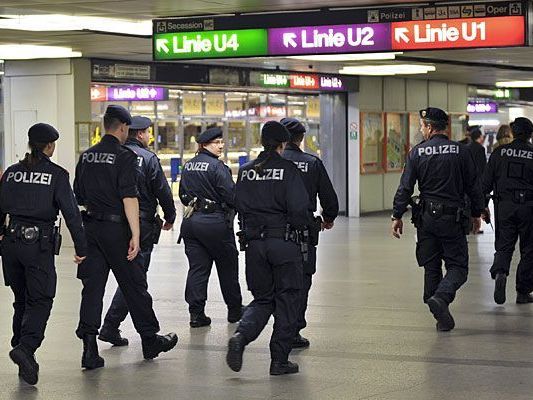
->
xmin=0 ymin=45 xmax=81 ymax=60
xmin=0 ymin=14 xmax=151 ymax=36
xmin=496 ymin=81 xmax=533 ymax=88
xmin=468 ymin=119 xmax=500 ymax=127
xmin=339 ymin=64 xmax=435 ymax=76
xmin=288 ymin=52 xmax=402 ymax=62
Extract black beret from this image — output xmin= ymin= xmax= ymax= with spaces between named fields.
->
xmin=419 ymin=107 xmax=448 ymax=123
xmin=511 ymin=117 xmax=533 ymax=135
xmin=28 ymin=123 xmax=59 ymax=143
xmin=130 ymin=116 xmax=152 ymax=130
xmin=280 ymin=118 xmax=306 ymax=138
xmin=197 ymin=127 xmax=223 ymax=144
xmin=262 ymin=121 xmax=290 ymax=143
xmin=104 ymin=105 xmax=132 ymax=125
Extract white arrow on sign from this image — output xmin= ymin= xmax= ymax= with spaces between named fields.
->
xmin=283 ymin=33 xmax=298 ymax=48
xmin=149 ymin=88 xmax=157 ymax=98
xmin=156 ymin=38 xmax=170 ymax=53
xmin=394 ymin=27 xmax=410 ymax=43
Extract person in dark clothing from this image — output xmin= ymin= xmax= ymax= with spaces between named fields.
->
xmin=467 ymin=127 xmax=487 ymax=177
xmin=74 ymin=105 xmax=177 ymax=370
xmin=482 ymin=117 xmax=533 ymax=305
xmin=392 ymin=108 xmax=484 ymax=331
xmin=0 ymin=123 xmax=87 ymax=385
xmin=280 ymin=117 xmax=339 ymax=349
xmin=226 ymin=121 xmax=309 ymax=376
xmin=99 ymin=116 xmax=176 ymax=346
xmin=179 ymin=127 xmax=243 ymax=328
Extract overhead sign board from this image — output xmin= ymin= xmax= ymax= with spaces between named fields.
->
xmin=91 ymin=85 xmax=169 ymax=101
xmin=467 ymin=101 xmax=499 ymax=113
xmin=257 ymin=73 xmax=345 ymax=90
xmin=153 ymin=1 xmax=527 ymax=60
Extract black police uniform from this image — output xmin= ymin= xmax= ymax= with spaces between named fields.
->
xmin=227 ymin=121 xmax=309 ymax=375
xmin=101 ymin=116 xmax=176 ymax=341
xmin=482 ymin=117 xmax=533 ymax=304
xmin=281 ymin=118 xmax=339 ymax=343
xmin=74 ymin=105 xmax=176 ymax=368
xmin=467 ymin=136 xmax=487 ymax=177
xmin=179 ymin=127 xmax=242 ymax=326
xmin=0 ymin=123 xmax=87 ymax=384
xmin=393 ymin=108 xmax=484 ymax=330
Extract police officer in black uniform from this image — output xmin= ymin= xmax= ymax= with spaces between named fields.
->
xmin=179 ymin=127 xmax=243 ymax=327
xmin=482 ymin=117 xmax=533 ymax=305
xmin=99 ymin=116 xmax=176 ymax=346
xmin=74 ymin=105 xmax=177 ymax=369
xmin=280 ymin=117 xmax=339 ymax=349
xmin=0 ymin=123 xmax=87 ymax=385
xmin=392 ymin=108 xmax=484 ymax=331
xmin=226 ymin=121 xmax=309 ymax=376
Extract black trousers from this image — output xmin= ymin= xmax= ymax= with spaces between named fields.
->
xmin=102 ymin=221 xmax=155 ymax=331
xmin=181 ymin=212 xmax=242 ymax=314
xmin=490 ymin=202 xmax=533 ymax=294
xmin=76 ymin=219 xmax=160 ymax=339
xmin=296 ymin=245 xmax=316 ymax=332
xmin=1 ymin=235 xmax=56 ymax=354
xmin=416 ymin=212 xmax=468 ymax=305
xmin=237 ymin=238 xmax=303 ymax=362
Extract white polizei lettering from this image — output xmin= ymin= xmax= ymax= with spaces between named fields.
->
xmin=137 ymin=156 xmax=143 ymax=167
xmin=82 ymin=152 xmax=116 ymax=164
xmin=418 ymin=145 xmax=460 ymax=156
xmin=5 ymin=171 xmax=52 ymax=185
xmin=293 ymin=161 xmax=309 ymax=173
xmin=184 ymin=162 xmax=209 ymax=172
xmin=240 ymin=168 xmax=285 ymax=181
xmin=502 ymin=148 xmax=533 ymax=159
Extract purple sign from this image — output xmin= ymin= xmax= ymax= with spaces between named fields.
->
xmin=467 ymin=101 xmax=498 ymax=114
xmin=107 ymin=86 xmax=168 ymax=101
xmin=319 ymin=76 xmax=344 ymax=91
xmin=268 ymin=23 xmax=391 ymax=55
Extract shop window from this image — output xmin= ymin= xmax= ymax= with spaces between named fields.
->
xmin=360 ymin=112 xmax=385 ymax=174
xmin=182 ymin=92 xmax=203 ymax=116
xmin=385 ymin=113 xmax=408 ymax=172
xmin=226 ymin=92 xmax=247 ymax=119
xmin=205 ymin=93 xmax=225 ymax=117
xmin=409 ymin=113 xmax=424 ymax=149
xmin=288 ymin=95 xmax=306 ymax=118
xmin=450 ymin=113 xmax=468 ymax=142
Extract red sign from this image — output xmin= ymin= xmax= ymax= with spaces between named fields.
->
xmin=290 ymin=74 xmax=319 ymax=90
xmin=391 ymin=16 xmax=525 ymax=50
xmin=90 ymin=86 xmax=107 ymax=101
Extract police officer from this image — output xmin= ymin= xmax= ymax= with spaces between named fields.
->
xmin=226 ymin=121 xmax=309 ymax=376
xmin=99 ymin=116 xmax=176 ymax=346
xmin=391 ymin=108 xmax=484 ymax=331
xmin=179 ymin=127 xmax=243 ymax=327
xmin=0 ymin=123 xmax=87 ymax=385
xmin=280 ymin=117 xmax=339 ymax=349
xmin=482 ymin=117 xmax=533 ymax=305
xmin=74 ymin=105 xmax=177 ymax=369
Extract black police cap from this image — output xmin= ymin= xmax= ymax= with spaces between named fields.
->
xmin=262 ymin=121 xmax=290 ymax=143
xmin=104 ymin=105 xmax=132 ymax=125
xmin=196 ymin=127 xmax=223 ymax=144
xmin=280 ymin=118 xmax=306 ymax=138
xmin=28 ymin=123 xmax=59 ymax=143
xmin=511 ymin=117 xmax=533 ymax=135
xmin=130 ymin=116 xmax=152 ymax=130
xmin=419 ymin=107 xmax=448 ymax=123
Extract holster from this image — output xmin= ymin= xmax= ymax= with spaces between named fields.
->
xmin=458 ymin=208 xmax=470 ymax=235
xmin=308 ymin=216 xmax=322 ymax=246
xmin=236 ymin=230 xmax=247 ymax=251
xmin=152 ymin=215 xmax=163 ymax=244
xmin=224 ymin=206 xmax=236 ymax=230
xmin=53 ymin=226 xmax=62 ymax=255
xmin=409 ymin=196 xmax=423 ymax=228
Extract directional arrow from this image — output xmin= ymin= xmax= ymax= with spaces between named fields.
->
xmin=149 ymin=88 xmax=157 ymax=98
xmin=156 ymin=38 xmax=170 ymax=53
xmin=283 ymin=33 xmax=298 ymax=48
xmin=394 ymin=27 xmax=410 ymax=43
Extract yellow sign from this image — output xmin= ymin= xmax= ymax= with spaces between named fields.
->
xmin=205 ymin=94 xmax=225 ymax=116
xmin=307 ymin=97 xmax=320 ymax=118
xmin=182 ymin=93 xmax=202 ymax=115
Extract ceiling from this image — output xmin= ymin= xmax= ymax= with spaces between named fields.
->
xmin=1 ymin=0 xmax=533 ymax=86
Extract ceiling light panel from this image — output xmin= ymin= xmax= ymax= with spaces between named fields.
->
xmin=0 ymin=45 xmax=82 ymax=60
xmin=496 ymin=81 xmax=533 ymax=88
xmin=288 ymin=52 xmax=403 ymax=62
xmin=339 ymin=64 xmax=435 ymax=76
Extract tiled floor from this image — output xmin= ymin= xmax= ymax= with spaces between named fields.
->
xmin=1 ymin=214 xmax=532 ymax=399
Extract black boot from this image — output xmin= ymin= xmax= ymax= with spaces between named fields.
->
xmin=516 ymin=292 xmax=533 ymax=304
xmin=9 ymin=345 xmax=39 ymax=385
xmin=142 ymin=333 xmax=178 ymax=360
xmin=494 ymin=273 xmax=507 ymax=305
xmin=190 ymin=312 xmax=211 ymax=328
xmin=291 ymin=334 xmax=310 ymax=349
xmin=427 ymin=296 xmax=455 ymax=331
xmin=270 ymin=360 xmax=299 ymax=375
xmin=98 ymin=327 xmax=129 ymax=347
xmin=226 ymin=333 xmax=246 ymax=372
xmin=81 ymin=334 xmax=104 ymax=369
xmin=227 ymin=306 xmax=244 ymax=323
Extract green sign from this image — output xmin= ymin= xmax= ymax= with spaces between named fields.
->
xmin=154 ymin=29 xmax=268 ymax=60
xmin=260 ymin=74 xmax=290 ymax=88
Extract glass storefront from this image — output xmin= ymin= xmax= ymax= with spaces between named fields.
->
xmin=90 ymin=86 xmax=322 ymax=176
